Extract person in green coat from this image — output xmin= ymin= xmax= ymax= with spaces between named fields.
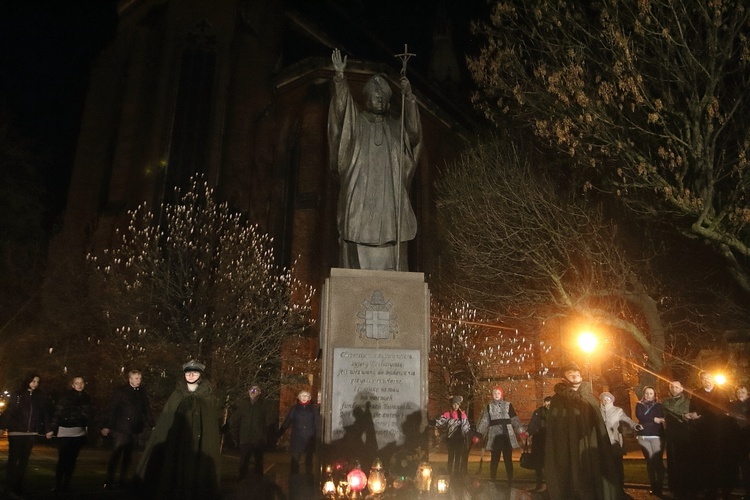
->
xmin=131 ymin=360 xmax=221 ymax=500
xmin=544 ymin=362 xmax=622 ymax=500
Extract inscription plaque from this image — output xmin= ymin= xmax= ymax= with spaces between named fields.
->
xmin=332 ymin=347 xmax=420 ymax=450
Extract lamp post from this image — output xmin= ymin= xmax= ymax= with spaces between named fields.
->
xmin=577 ymin=330 xmax=598 ymax=381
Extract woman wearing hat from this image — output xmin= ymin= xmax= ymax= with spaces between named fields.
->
xmin=133 ymin=360 xmax=221 ymax=499
xmin=434 ymin=395 xmax=471 ymax=475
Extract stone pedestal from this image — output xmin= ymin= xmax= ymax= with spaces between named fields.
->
xmin=319 ymin=268 xmax=430 ymax=468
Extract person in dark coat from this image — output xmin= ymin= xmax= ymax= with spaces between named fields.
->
xmin=544 ymin=362 xmax=621 ymax=500
xmin=527 ymin=395 xmax=551 ymax=492
xmin=133 ymin=360 xmax=221 ymax=500
xmin=230 ymin=384 xmax=270 ymax=478
xmin=279 ymin=389 xmax=320 ymax=475
xmin=1 ymin=373 xmax=50 ymax=496
xmin=661 ymin=380 xmax=693 ymax=498
xmin=634 ymin=386 xmax=666 ymax=496
xmin=101 ymin=369 xmax=154 ymax=489
xmin=728 ymin=385 xmax=750 ymax=498
xmin=685 ymin=371 xmax=733 ymax=499
xmin=45 ymin=376 xmax=94 ymax=493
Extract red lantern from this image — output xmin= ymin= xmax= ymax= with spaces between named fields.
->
xmin=347 ymin=466 xmax=368 ymax=493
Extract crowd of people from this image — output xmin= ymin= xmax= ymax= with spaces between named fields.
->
xmin=2 ymin=360 xmax=750 ymax=499
xmin=434 ymin=364 xmax=750 ymax=499
xmin=0 ymin=362 xmax=319 ymax=499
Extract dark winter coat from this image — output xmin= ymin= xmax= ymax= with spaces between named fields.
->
xmin=661 ymin=391 xmax=693 ymax=494
xmin=49 ymin=389 xmax=93 ymax=432
xmin=230 ymin=397 xmax=269 ymax=447
xmin=135 ymin=379 xmax=221 ymax=500
xmin=528 ymin=405 xmax=548 ymax=468
xmin=689 ymin=386 xmax=733 ymax=493
xmin=280 ymin=401 xmax=320 ymax=454
xmin=635 ymin=400 xmax=664 ymax=437
xmin=544 ymin=380 xmax=621 ymax=500
xmin=102 ymin=383 xmax=154 ymax=436
xmin=1 ymin=388 xmax=50 ymax=435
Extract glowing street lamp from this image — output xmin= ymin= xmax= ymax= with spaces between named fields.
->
xmin=714 ymin=373 xmax=727 ymax=386
xmin=577 ymin=331 xmax=598 ymax=353
xmin=577 ymin=330 xmax=598 ymax=381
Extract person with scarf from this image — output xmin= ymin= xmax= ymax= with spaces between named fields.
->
xmin=279 ymin=389 xmax=320 ymax=475
xmin=545 ymin=362 xmax=621 ymax=499
xmin=434 ymin=395 xmax=471 ymax=476
xmin=1 ymin=372 xmax=50 ymax=497
xmin=133 ymin=360 xmax=221 ymax=499
xmin=600 ymin=391 xmax=642 ymax=492
xmin=635 ymin=386 xmax=665 ymax=496
xmin=476 ymin=386 xmax=526 ymax=484
xmin=661 ymin=380 xmax=693 ymax=498
xmin=46 ymin=376 xmax=93 ymax=493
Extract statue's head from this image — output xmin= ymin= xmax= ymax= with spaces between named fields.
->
xmin=363 ymin=74 xmax=392 ymax=115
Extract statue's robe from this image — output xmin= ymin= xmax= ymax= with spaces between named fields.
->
xmin=328 ymin=73 xmax=422 ymax=269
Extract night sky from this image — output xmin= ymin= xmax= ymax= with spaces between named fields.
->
xmin=0 ymin=0 xmax=484 ymax=230
xmin=0 ymin=0 xmax=117 ymax=227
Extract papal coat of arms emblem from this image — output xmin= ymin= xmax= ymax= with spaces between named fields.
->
xmin=357 ymin=290 xmax=398 ymax=340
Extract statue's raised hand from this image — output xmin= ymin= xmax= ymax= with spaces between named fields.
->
xmin=332 ymin=49 xmax=347 ymax=73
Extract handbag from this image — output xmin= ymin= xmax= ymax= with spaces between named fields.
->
xmin=519 ymin=438 xmax=536 ymax=470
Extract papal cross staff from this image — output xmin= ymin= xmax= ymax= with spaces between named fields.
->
xmin=394 ymin=44 xmax=415 ymax=271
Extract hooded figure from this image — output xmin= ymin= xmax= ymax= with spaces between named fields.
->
xmin=133 ymin=360 xmax=221 ymax=499
xmin=545 ymin=363 xmax=622 ymax=499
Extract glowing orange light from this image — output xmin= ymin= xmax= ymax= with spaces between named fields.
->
xmin=577 ymin=331 xmax=598 ymax=353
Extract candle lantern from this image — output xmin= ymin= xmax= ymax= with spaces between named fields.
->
xmin=415 ymin=462 xmax=432 ymax=493
xmin=436 ymin=476 xmax=449 ymax=494
xmin=367 ymin=458 xmax=387 ymax=495
xmin=347 ymin=462 xmax=368 ymax=498
xmin=322 ymin=465 xmax=336 ymax=498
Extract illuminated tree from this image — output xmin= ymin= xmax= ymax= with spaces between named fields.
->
xmin=430 ymin=299 xmax=550 ymax=404
xmin=469 ymin=0 xmax=750 ymax=293
xmin=87 ymin=178 xmax=314 ymax=406
xmin=436 ymin=138 xmax=668 ymax=373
